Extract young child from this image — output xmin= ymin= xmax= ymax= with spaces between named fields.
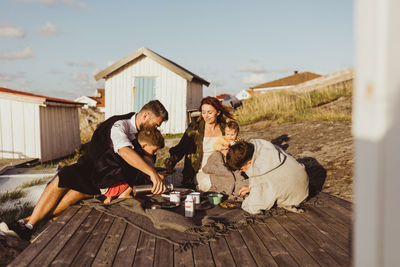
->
xmin=213 ymin=120 xmax=241 ymax=155
xmin=202 ymin=121 xmax=248 ymax=198
xmin=103 ymin=127 xmax=164 ymax=204
xmin=226 ymin=140 xmax=309 ymax=214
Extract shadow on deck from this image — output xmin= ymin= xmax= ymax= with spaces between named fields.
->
xmin=11 ymin=192 xmax=352 ymax=266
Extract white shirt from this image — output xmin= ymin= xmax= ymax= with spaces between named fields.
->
xmin=110 ymin=114 xmax=138 ymax=153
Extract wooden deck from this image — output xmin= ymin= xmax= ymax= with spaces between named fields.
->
xmin=11 ymin=193 xmax=352 ymax=266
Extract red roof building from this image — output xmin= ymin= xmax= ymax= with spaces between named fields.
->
xmin=248 ymin=71 xmax=322 ymax=95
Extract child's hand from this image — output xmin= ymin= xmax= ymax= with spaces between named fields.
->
xmin=220 ymin=145 xmax=229 ymax=156
xmin=239 ymin=186 xmax=250 ymax=196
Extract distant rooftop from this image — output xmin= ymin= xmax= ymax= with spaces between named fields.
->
xmin=251 ymin=71 xmax=322 ymax=89
xmin=0 ymin=87 xmax=83 ymax=105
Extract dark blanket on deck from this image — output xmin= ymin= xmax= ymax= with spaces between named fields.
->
xmin=80 ymin=195 xmax=289 ymax=250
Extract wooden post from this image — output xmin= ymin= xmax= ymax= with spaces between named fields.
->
xmin=354 ymin=0 xmax=400 ymax=265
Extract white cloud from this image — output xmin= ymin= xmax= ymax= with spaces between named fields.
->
xmin=65 ymin=60 xmax=95 ymax=67
xmin=241 ymin=73 xmax=267 ymax=86
xmin=36 ymin=22 xmax=60 ymax=35
xmin=13 ymin=0 xmax=86 ymax=8
xmin=0 ymin=73 xmax=15 ymax=82
xmin=0 ymin=72 xmax=25 ymax=83
xmin=107 ymin=61 xmax=115 ymax=67
xmin=0 ymin=23 xmax=25 ymax=38
xmin=237 ymin=65 xmax=268 ymax=74
xmin=0 ymin=47 xmax=34 ymax=59
xmin=70 ymin=71 xmax=104 ymax=92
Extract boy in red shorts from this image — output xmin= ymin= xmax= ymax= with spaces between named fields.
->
xmin=103 ymin=127 xmax=164 ymax=203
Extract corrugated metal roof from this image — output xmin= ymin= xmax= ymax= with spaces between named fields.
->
xmin=0 ymin=87 xmax=83 ymax=105
xmin=251 ymin=72 xmax=322 ymax=89
xmin=94 ymin=47 xmax=210 ymax=86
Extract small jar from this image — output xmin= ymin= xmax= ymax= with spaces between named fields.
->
xmin=170 ymin=191 xmax=181 ymax=203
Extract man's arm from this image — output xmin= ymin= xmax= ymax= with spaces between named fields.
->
xmin=118 ymin=147 xmax=165 ymax=194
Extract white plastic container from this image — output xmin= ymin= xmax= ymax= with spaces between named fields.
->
xmin=185 ymin=195 xmax=194 ymax=217
xmin=190 ymin=192 xmax=200 ymax=204
xmin=170 ymin=191 xmax=181 ymax=203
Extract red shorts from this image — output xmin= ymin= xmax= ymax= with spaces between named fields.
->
xmin=104 ymin=182 xmax=129 ymax=197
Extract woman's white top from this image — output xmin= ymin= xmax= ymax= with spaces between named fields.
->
xmin=196 ymin=136 xmax=219 ymax=192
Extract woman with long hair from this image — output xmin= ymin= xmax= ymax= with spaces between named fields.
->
xmin=165 ymin=96 xmax=234 ymax=190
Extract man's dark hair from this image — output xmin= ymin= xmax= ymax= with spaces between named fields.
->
xmin=137 ymin=127 xmax=165 ymax=149
xmin=140 ymin=100 xmax=168 ymax=121
xmin=226 ymin=141 xmax=254 ymax=170
xmin=226 ymin=120 xmax=239 ymax=133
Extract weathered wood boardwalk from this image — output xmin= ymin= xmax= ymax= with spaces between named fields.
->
xmin=11 ymin=193 xmax=352 ymax=266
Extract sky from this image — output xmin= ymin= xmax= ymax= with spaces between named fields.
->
xmin=0 ymin=0 xmax=354 ymax=100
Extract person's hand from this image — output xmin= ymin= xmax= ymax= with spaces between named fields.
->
xmin=158 ymin=172 xmax=165 ymax=180
xmin=220 ymin=146 xmax=229 ymax=156
xmin=149 ymin=172 xmax=166 ymax=194
xmin=239 ymin=186 xmax=250 ymax=196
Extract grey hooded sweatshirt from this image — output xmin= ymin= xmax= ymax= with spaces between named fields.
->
xmin=242 ymin=139 xmax=309 ymax=214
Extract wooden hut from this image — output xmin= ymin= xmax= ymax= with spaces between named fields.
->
xmin=0 ymin=87 xmax=83 ymax=162
xmin=94 ymin=47 xmax=210 ymax=134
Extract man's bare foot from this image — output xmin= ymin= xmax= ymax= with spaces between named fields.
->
xmin=104 ymin=197 xmax=112 ymax=204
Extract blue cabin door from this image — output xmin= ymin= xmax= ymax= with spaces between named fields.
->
xmin=133 ymin=77 xmax=156 ymax=112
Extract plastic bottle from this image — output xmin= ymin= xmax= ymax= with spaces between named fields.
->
xmin=185 ymin=195 xmax=194 ymax=217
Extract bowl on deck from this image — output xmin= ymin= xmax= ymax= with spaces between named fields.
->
xmin=207 ymin=193 xmax=223 ymax=206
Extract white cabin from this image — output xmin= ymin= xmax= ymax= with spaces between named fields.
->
xmin=94 ymin=47 xmax=210 ymax=134
xmin=0 ymin=87 xmax=83 ymax=162
xmin=74 ymin=95 xmax=97 ymax=109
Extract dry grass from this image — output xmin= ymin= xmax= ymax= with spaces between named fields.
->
xmin=0 ymin=189 xmax=27 ymax=204
xmin=234 ymin=87 xmax=352 ymax=125
xmin=18 ymin=176 xmax=52 ymax=189
xmin=0 ymin=203 xmax=34 ymax=225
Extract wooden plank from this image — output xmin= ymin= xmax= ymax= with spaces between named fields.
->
xmin=132 ymin=232 xmax=156 ymax=266
xmin=264 ymin=217 xmax=319 ymax=266
xmin=238 ymin=226 xmax=278 ymax=266
xmin=225 ymin=230 xmax=257 ymax=266
xmin=314 ymin=194 xmax=353 ymax=225
xmin=252 ymin=224 xmax=299 ymax=267
xmin=209 ymin=237 xmax=236 ymax=267
xmin=174 ymin=245 xmax=194 ymax=267
xmin=91 ymin=218 xmax=126 ymax=266
xmin=286 ymin=212 xmax=350 ymax=266
xmin=318 ymin=192 xmax=352 ymax=211
xmin=51 ymin=209 xmax=103 ymax=266
xmin=318 ymin=205 xmax=352 ymax=226
xmin=193 ymin=243 xmax=215 ymax=267
xmin=274 ymin=215 xmax=341 ymax=266
xmin=70 ymin=214 xmax=114 ymax=266
xmin=29 ymin=206 xmax=92 ymax=266
xmin=11 ymin=206 xmax=80 ymax=267
xmin=153 ymin=238 xmax=174 ymax=267
xmin=306 ymin=206 xmax=350 ymax=239
xmin=301 ymin=206 xmax=350 ymax=251
xmin=113 ymin=225 xmax=141 ymax=267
